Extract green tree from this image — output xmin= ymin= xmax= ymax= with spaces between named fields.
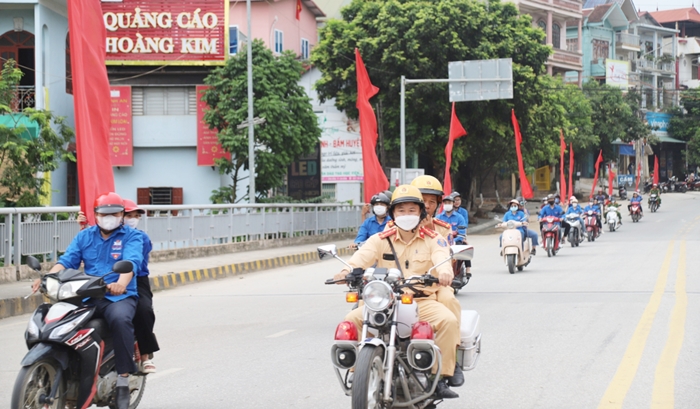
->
xmin=668 ymin=89 xmax=700 ymax=167
xmin=312 ymin=0 xmax=593 ymax=198
xmin=582 ymin=82 xmax=650 ymax=161
xmin=0 ymin=60 xmax=75 ymax=207
xmin=202 ymin=40 xmax=321 ymax=203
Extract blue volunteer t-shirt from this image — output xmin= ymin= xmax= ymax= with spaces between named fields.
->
xmin=131 ymin=228 xmax=153 ymax=277
xmin=58 ymin=225 xmax=143 ymax=302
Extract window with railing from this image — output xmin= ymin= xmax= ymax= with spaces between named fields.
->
xmin=566 ymin=38 xmax=578 ymax=52
xmin=592 ymin=39 xmax=609 ymax=60
xmin=552 ymin=24 xmax=561 ymax=49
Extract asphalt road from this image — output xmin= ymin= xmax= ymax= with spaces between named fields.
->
xmin=1 ymin=193 xmax=698 ymax=409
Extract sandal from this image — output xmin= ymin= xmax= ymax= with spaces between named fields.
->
xmin=140 ymin=360 xmax=157 ymax=374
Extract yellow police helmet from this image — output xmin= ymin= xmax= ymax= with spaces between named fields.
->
xmin=410 ymin=175 xmax=444 ymax=197
xmin=389 ymin=185 xmax=427 ymax=221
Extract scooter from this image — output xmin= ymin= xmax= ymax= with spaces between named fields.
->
xmin=606 ymin=207 xmax=620 ymax=232
xmin=630 ymin=203 xmax=643 ymax=222
xmin=451 ymin=226 xmax=473 ymax=294
xmin=584 ymin=210 xmax=600 ymax=242
xmin=565 ymin=213 xmax=584 ymax=247
xmin=497 ymin=220 xmax=532 ymax=274
xmin=618 ymin=186 xmax=628 ymax=200
xmin=541 ymin=216 xmax=561 ymax=258
xmin=649 ymin=193 xmax=660 ymax=212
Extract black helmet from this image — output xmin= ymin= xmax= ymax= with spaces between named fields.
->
xmin=370 ymin=192 xmax=391 ymax=206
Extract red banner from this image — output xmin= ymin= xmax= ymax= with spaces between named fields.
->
xmin=197 ymin=85 xmax=230 ymax=166
xmin=109 ymin=86 xmax=133 ymax=167
xmin=443 ymin=102 xmax=467 ymax=196
xmin=559 ymin=130 xmax=566 ymax=205
xmin=590 ymin=150 xmax=603 ymax=198
xmin=568 ymin=143 xmax=574 ymax=201
xmin=102 ymin=0 xmax=228 ymax=65
xmin=511 ymin=110 xmax=533 ymax=199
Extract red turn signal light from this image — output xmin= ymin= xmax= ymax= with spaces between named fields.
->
xmin=346 ymin=292 xmax=359 ymax=303
xmin=400 ymin=294 xmax=414 ymax=304
xmin=411 ymin=321 xmax=434 ymax=340
xmin=334 ymin=321 xmax=359 ymax=341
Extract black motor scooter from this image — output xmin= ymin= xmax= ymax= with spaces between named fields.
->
xmin=11 ymin=257 xmax=147 ymax=409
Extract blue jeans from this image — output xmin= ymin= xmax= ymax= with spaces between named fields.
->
xmin=526 ymin=229 xmax=539 ymax=246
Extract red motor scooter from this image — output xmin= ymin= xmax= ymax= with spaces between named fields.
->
xmin=584 ymin=210 xmax=600 ymax=242
xmin=541 ymin=216 xmax=561 ymax=257
xmin=630 ymin=203 xmax=643 ymax=222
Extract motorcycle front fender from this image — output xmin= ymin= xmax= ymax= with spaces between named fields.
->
xmin=20 ymin=342 xmax=71 ymax=370
xmin=360 ymin=337 xmax=387 ymax=351
xmin=503 ymin=247 xmax=519 ymax=255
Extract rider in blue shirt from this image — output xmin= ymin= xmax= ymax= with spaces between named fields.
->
xmin=501 ymin=199 xmax=538 ymax=252
xmin=539 ymin=194 xmax=569 ymax=243
xmin=628 ymin=190 xmax=644 ymax=215
xmin=450 ymin=191 xmax=469 ymax=226
xmin=565 ymin=197 xmax=585 ymax=237
xmin=583 ymin=198 xmax=603 ymax=231
xmin=353 ymin=192 xmax=391 ymax=247
xmin=437 ymin=196 xmax=466 ymax=244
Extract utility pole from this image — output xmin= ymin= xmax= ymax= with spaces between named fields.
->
xmin=246 ymin=0 xmax=255 ymax=203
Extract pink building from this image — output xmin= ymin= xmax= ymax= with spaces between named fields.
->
xmin=228 ymin=0 xmax=325 ymax=58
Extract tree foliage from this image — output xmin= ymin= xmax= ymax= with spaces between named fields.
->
xmin=202 ymin=40 xmax=321 ymax=203
xmin=0 ymin=61 xmax=75 ymax=207
xmin=312 ymin=0 xmax=598 ymax=197
xmin=668 ymin=89 xmax=700 ymax=166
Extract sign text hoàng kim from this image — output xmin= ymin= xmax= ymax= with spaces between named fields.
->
xmin=102 ymin=0 xmax=227 ymax=63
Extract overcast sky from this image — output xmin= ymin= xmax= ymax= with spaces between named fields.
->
xmin=634 ymin=0 xmax=699 ymax=12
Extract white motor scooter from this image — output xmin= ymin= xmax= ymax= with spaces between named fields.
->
xmin=606 ymin=207 xmax=620 ymax=232
xmin=565 ymin=213 xmax=584 ymax=247
xmin=497 ymin=220 xmax=532 ymax=274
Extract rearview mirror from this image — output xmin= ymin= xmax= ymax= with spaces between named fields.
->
xmin=27 ymin=256 xmax=42 ymax=271
xmin=317 ymin=245 xmax=338 ymax=260
xmin=113 ymin=260 xmax=134 ymax=274
xmin=451 ymin=245 xmax=474 ymax=261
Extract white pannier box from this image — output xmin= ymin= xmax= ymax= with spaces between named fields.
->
xmin=456 ymin=310 xmax=481 ymax=371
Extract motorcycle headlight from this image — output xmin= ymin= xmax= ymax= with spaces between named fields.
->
xmin=58 ymin=280 xmax=89 ymax=301
xmin=26 ymin=317 xmax=39 ymax=339
xmin=49 ymin=311 xmax=90 ymax=340
xmin=45 ymin=277 xmax=60 ymax=300
xmin=362 ymin=281 xmax=394 ymax=312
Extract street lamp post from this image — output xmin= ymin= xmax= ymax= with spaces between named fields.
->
xmin=246 ymin=0 xmax=255 ymax=204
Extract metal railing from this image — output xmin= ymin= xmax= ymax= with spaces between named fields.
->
xmin=0 ymin=203 xmax=363 ymax=269
xmin=10 ymin=86 xmax=36 ymax=111
xmin=616 ymin=32 xmax=641 ymax=48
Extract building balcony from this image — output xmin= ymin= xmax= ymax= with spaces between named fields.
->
xmin=590 ymin=58 xmax=606 ymax=77
xmin=9 ymin=86 xmax=35 ymax=112
xmin=615 ymin=33 xmax=641 ymax=51
xmin=632 ymin=58 xmax=675 ymax=74
xmin=549 ymin=48 xmax=583 ymax=71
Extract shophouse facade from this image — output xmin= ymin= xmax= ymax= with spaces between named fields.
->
xmin=650 ymin=7 xmax=700 ymax=89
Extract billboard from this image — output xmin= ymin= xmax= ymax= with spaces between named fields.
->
xmin=318 ymin=112 xmax=363 ymax=183
xmin=108 ymin=86 xmax=133 ymax=166
xmin=196 ymin=85 xmax=231 ymax=166
xmin=606 ymin=60 xmax=629 ymax=90
xmin=101 ymin=0 xmax=229 ymax=65
xmin=646 ymin=112 xmax=670 ymax=136
xmin=288 ymin=143 xmax=322 ymax=200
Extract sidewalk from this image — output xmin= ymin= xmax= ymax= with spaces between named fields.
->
xmin=0 ymin=216 xmax=499 ymax=319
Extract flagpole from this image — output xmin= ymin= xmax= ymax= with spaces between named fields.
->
xmin=400 ymin=76 xmax=406 ymax=184
xmin=247 ymin=0 xmax=255 ymax=203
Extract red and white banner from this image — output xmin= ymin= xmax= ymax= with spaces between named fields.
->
xmin=109 ymin=86 xmax=133 ymax=167
xmin=196 ymin=85 xmax=230 ymax=166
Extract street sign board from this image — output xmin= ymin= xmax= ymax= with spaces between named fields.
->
xmin=448 ymin=58 xmax=513 ymax=102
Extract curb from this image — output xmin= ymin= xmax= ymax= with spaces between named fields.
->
xmin=0 ymin=247 xmax=353 ymax=320
xmin=468 ymin=219 xmax=500 ymax=235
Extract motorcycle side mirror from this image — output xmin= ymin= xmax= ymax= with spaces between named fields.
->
xmin=27 ymin=256 xmax=42 ymax=272
xmin=427 ymin=256 xmax=453 ymax=276
xmin=451 ymin=245 xmax=474 ymax=261
xmin=112 ymin=260 xmax=134 ymax=274
xmin=317 ymin=245 xmax=338 ymax=260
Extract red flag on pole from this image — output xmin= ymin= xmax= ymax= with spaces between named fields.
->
xmin=608 ymin=164 xmax=616 ymax=197
xmin=443 ymin=103 xmax=467 ymax=195
xmin=68 ymin=0 xmax=115 ymax=226
xmin=653 ymin=155 xmax=660 ymax=185
xmin=568 ymin=143 xmax=574 ymax=201
xmin=559 ymin=130 xmax=567 ymax=204
xmin=511 ymin=110 xmax=533 ymax=199
xmin=296 ymin=0 xmax=302 ymax=20
xmin=356 ymin=49 xmax=388 ymax=202
xmin=589 ymin=150 xmax=603 ymax=198
xmin=635 ymin=163 xmax=641 ymax=191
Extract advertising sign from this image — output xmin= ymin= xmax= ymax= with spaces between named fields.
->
xmin=101 ymin=0 xmax=229 ymax=65
xmin=606 ymin=60 xmax=629 ymax=90
xmin=646 ymin=112 xmax=670 ymax=136
xmin=319 ymin=112 xmax=363 ymax=183
xmin=288 ymin=143 xmax=321 ymax=200
xmin=617 ymin=174 xmax=634 ymax=188
xmin=196 ymin=85 xmax=231 ymax=166
xmin=109 ymin=86 xmax=133 ymax=166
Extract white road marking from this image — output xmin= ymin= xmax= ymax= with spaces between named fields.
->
xmin=266 ymin=329 xmax=296 ymax=338
xmin=146 ymin=367 xmax=184 ymax=381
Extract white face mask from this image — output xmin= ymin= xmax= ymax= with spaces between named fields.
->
xmin=443 ymin=204 xmax=454 ymax=212
xmin=510 ymin=206 xmax=518 ymax=212
xmin=125 ymin=218 xmax=140 ymax=229
xmin=373 ymin=205 xmax=387 ymax=217
xmin=394 ymin=215 xmax=420 ymax=231
xmin=96 ymin=215 xmax=122 ymax=232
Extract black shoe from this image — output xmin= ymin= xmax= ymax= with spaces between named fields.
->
xmin=115 ymin=385 xmax=130 ymax=409
xmin=531 ymin=248 xmax=537 ymax=256
xmin=446 ymin=365 xmax=464 ymax=387
xmin=435 ymin=380 xmax=459 ymax=399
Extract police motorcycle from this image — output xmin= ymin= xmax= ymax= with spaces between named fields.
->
xmin=649 ymin=193 xmax=660 ymax=212
xmin=11 ymin=257 xmax=147 ymax=409
xmin=606 ymin=206 xmax=620 ymax=232
xmin=565 ymin=214 xmax=584 ymax=247
xmin=320 ymin=244 xmax=481 ymax=409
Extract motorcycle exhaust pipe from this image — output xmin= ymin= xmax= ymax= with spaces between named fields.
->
xmin=331 ymin=343 xmax=358 ymax=370
xmin=406 ymin=341 xmax=436 ymax=371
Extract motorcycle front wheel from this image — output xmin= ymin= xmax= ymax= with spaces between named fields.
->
xmin=507 ymin=254 xmax=516 ymax=274
xmin=546 ymin=238 xmax=553 ymax=257
xmin=609 ymin=223 xmax=614 ymax=232
xmin=569 ymin=231 xmax=576 ymax=247
xmin=109 ymin=375 xmax=147 ymax=409
xmin=352 ymin=345 xmax=384 ymax=409
xmin=587 ymin=231 xmax=592 ymax=242
xmin=11 ymin=359 xmax=66 ymax=409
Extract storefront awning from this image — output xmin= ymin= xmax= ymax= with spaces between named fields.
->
xmin=0 ymin=114 xmax=39 ymax=140
xmin=655 ymin=134 xmax=686 ymax=144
